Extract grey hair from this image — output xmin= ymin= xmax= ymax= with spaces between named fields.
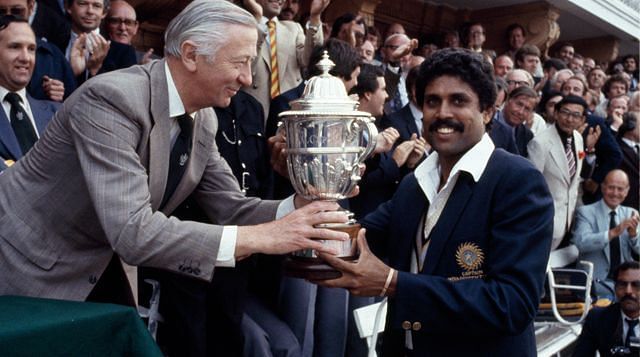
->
xmin=549 ymin=68 xmax=574 ymax=88
xmin=384 ymin=33 xmax=410 ymax=46
xmin=164 ymin=0 xmax=258 ymax=60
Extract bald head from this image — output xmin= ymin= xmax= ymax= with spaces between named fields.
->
xmin=602 ymin=170 xmax=630 ymax=209
xmin=106 ymin=0 xmax=138 ymax=45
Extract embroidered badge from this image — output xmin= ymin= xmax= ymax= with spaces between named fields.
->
xmin=179 ymin=153 xmax=189 ymax=166
xmin=455 ymin=242 xmax=485 ymax=272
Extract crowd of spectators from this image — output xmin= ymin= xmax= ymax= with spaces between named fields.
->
xmin=1 ymin=0 xmax=638 ymax=356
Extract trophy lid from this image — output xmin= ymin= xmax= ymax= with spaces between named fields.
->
xmin=282 ymin=51 xmax=370 ymax=115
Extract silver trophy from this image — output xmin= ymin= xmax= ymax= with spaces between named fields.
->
xmin=279 ymin=52 xmax=378 ymax=279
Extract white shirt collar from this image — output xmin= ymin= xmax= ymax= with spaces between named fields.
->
xmin=164 ymin=61 xmax=189 ymax=118
xmin=415 ymin=133 xmax=494 ymax=199
xmin=621 ymin=137 xmax=639 ymax=148
xmin=28 ymin=2 xmax=36 ymax=25
xmin=409 ymin=102 xmax=422 ymax=120
xmin=0 ymin=86 xmax=28 ymax=105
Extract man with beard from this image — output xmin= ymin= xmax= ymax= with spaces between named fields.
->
xmin=315 ymin=48 xmax=554 ymax=356
xmin=573 ymin=261 xmax=640 ymax=356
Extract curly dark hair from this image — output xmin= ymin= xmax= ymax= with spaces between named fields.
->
xmin=415 ymin=48 xmax=496 ymax=112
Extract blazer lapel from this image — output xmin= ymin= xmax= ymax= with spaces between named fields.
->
xmin=422 ymin=173 xmax=475 ymax=275
xmin=162 ymin=109 xmax=216 ymax=213
xmin=27 ymin=95 xmax=53 ymax=134
xmin=548 ymin=127 xmax=571 ymax=184
xmin=390 ymin=179 xmax=428 ymax=271
xmin=0 ymin=108 xmax=22 ymax=160
xmin=148 ymin=60 xmax=171 ymax=211
xmin=597 ymin=200 xmax=612 ymax=263
xmin=275 ymin=19 xmax=287 ymax=80
xmin=572 ymin=130 xmax=583 ymax=185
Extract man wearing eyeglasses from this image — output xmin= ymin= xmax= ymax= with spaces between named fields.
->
xmin=572 ymin=170 xmax=640 ymax=300
xmin=573 ymin=261 xmax=640 ymax=356
xmin=528 ymin=95 xmax=592 ymax=250
xmin=105 ymin=0 xmax=155 ymax=64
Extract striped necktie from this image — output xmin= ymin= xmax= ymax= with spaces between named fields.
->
xmin=267 ymin=20 xmax=280 ymax=99
xmin=565 ymin=137 xmax=576 ymax=179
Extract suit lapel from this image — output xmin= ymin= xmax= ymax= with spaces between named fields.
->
xmin=572 ymin=130 xmax=583 ymax=185
xmin=0 ymin=105 xmax=23 ymax=160
xmin=402 ymin=106 xmax=419 ymax=137
xmin=548 ymin=127 xmax=571 ymax=184
xmin=275 ymin=18 xmax=287 ymax=79
xmin=148 ymin=60 xmax=171 ymax=211
xmin=422 ymin=173 xmax=475 ymax=275
xmin=596 ymin=200 xmax=612 ymax=263
xmin=392 ymin=179 xmax=428 ymax=271
xmin=27 ymin=94 xmax=52 ymax=134
xmin=162 ymin=109 xmax=215 ymax=213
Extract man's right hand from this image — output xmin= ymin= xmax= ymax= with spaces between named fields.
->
xmin=234 ymin=201 xmax=350 ymax=258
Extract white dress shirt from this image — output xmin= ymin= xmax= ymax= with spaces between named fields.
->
xmin=0 ymin=86 xmax=40 ymax=139
xmin=411 ymin=134 xmax=495 ymax=272
xmin=164 ymin=63 xmax=294 ymax=266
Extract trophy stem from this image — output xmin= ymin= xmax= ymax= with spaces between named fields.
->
xmin=284 ymin=219 xmax=360 ymax=280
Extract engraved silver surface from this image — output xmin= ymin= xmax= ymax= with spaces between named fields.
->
xmin=279 ymin=52 xmax=377 ymax=258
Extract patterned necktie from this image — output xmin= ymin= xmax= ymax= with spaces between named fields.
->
xmin=565 ymin=136 xmax=576 ymax=179
xmin=267 ymin=20 xmax=280 ymax=99
xmin=161 ymin=114 xmax=193 ymax=209
xmin=4 ymin=92 xmax=37 ymax=155
xmin=609 ymin=211 xmax=621 ymax=277
xmin=626 ymin=319 xmax=638 ymax=347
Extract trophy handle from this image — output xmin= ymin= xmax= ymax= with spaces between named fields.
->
xmin=359 ymin=117 xmax=378 ymax=161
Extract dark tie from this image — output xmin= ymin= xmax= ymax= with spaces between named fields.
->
xmin=626 ymin=319 xmax=638 ymax=347
xmin=609 ymin=211 xmax=621 ymax=277
xmin=4 ymin=92 xmax=37 ymax=155
xmin=160 ymin=114 xmax=193 ymax=208
xmin=565 ymin=137 xmax=576 ymax=179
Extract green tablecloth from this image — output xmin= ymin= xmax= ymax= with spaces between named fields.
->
xmin=0 ymin=295 xmax=162 ymax=356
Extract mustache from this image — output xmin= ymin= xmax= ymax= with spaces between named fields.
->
xmin=620 ymin=295 xmax=638 ymax=303
xmin=428 ymin=119 xmax=464 ymax=133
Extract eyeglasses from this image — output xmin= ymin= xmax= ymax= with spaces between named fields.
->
xmin=106 ymin=17 xmax=138 ymax=27
xmin=557 ymin=108 xmax=584 ymax=120
xmin=506 ymin=80 xmax=529 ymax=88
xmin=615 ymin=280 xmax=640 ymax=291
xmin=0 ymin=6 xmax=27 ymax=17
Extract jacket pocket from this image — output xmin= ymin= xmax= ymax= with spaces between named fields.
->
xmin=0 ymin=213 xmax=59 ymax=270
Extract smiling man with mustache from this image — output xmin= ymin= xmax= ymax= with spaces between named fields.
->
xmin=315 ymin=48 xmax=554 ymax=356
xmin=574 ymin=261 xmax=640 ymax=356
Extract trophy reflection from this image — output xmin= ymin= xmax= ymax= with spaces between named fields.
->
xmin=279 ymin=52 xmax=378 ymax=280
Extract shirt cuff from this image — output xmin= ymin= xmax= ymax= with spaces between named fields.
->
xmin=277 ymin=195 xmax=296 ymax=219
xmin=216 ymin=225 xmax=237 ymax=267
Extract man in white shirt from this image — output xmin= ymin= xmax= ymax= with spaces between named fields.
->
xmin=315 ymin=47 xmax=554 ymax=356
xmin=0 ymin=0 xmax=347 ymax=307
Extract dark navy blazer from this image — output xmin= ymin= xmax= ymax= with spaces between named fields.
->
xmin=0 ymin=94 xmax=59 ymax=170
xmin=572 ymin=303 xmax=628 ymax=357
xmin=29 ymin=39 xmax=77 ymax=101
xmin=380 ymin=103 xmax=420 ymax=142
xmin=362 ymin=148 xmax=554 ymax=356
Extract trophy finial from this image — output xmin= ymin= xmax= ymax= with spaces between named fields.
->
xmin=317 ymin=51 xmax=335 ymax=77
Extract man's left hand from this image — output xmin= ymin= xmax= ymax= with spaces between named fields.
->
xmin=42 ymin=76 xmax=65 ymax=102
xmin=314 ymin=229 xmax=396 ymax=297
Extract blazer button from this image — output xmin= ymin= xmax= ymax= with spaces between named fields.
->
xmin=402 ymin=321 xmax=411 ymax=330
xmin=412 ymin=322 xmax=422 ymax=331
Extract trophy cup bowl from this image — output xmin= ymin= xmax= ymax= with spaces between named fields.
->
xmin=280 ymin=52 xmax=378 ymax=280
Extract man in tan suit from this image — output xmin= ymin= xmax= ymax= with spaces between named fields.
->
xmin=241 ymin=0 xmax=328 ymax=122
xmin=528 ymin=95 xmax=591 ymax=250
xmin=0 ymin=0 xmax=347 ymax=303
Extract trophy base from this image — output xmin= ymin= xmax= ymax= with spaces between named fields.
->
xmin=283 ymin=256 xmax=357 ymax=280
xmin=284 ymin=221 xmax=360 ymax=280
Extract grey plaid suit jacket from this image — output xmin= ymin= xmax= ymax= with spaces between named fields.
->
xmin=0 ymin=60 xmax=280 ymax=301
